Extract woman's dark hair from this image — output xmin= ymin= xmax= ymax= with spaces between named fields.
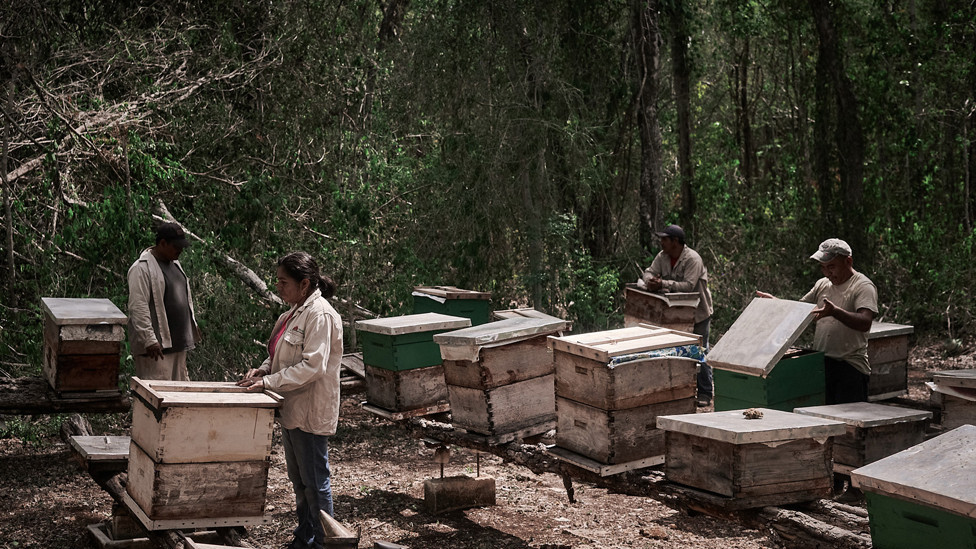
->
xmin=278 ymin=252 xmax=336 ymax=299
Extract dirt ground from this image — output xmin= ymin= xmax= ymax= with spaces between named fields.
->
xmin=1 ymin=338 xmax=973 ymax=549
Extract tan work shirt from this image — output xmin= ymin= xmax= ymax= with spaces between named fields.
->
xmin=801 ymin=270 xmax=879 ymax=375
xmin=643 ymin=246 xmax=714 ymax=323
xmin=258 ymin=288 xmax=344 ymax=436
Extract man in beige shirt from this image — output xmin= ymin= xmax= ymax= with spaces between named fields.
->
xmin=641 ymin=224 xmax=715 ymax=406
xmin=757 ymin=238 xmax=878 ymax=403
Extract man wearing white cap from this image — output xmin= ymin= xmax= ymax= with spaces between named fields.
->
xmin=757 ymin=238 xmax=878 ymax=403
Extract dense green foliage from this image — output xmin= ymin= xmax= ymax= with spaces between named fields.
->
xmin=1 ymin=1 xmax=974 ymax=381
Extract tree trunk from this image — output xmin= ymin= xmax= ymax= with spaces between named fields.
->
xmin=634 ymin=0 xmax=664 ymax=252
xmin=810 ymin=0 xmax=866 ymax=251
xmin=736 ymin=39 xmax=756 ymax=186
xmin=2 ymin=63 xmax=15 ymax=307
xmin=669 ymin=0 xmax=695 ymax=233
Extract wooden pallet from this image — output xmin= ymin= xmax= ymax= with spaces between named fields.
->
xmin=456 ymin=420 xmax=555 ymax=446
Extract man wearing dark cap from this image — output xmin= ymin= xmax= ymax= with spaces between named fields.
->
xmin=126 ymin=222 xmax=201 ymax=380
xmin=640 ymin=224 xmax=715 ymax=406
xmin=757 ymin=238 xmax=878 ymax=403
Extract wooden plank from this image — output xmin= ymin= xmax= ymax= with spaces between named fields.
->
xmin=413 ymin=286 xmax=491 ymax=300
xmin=548 ymin=325 xmax=700 ymax=363
xmin=706 ymin=298 xmax=816 ymax=377
xmin=492 ymin=308 xmax=571 ymax=327
xmin=548 ymin=445 xmax=664 ymax=477
xmin=362 ymin=401 xmax=450 ymax=421
xmin=121 ymin=491 xmax=270 ymax=532
xmin=793 ymin=402 xmax=932 ymax=428
xmin=356 ymin=313 xmax=471 ymax=336
xmin=41 ymin=297 xmax=128 ymax=325
xmin=341 ymin=352 xmax=365 ymax=379
xmin=656 ymin=408 xmax=846 ymax=444
xmin=433 ymin=317 xmax=567 ymax=347
xmin=851 ymin=424 xmax=976 ymax=519
xmin=69 ymin=435 xmax=130 ymax=462
xmin=0 ymin=377 xmax=130 ymax=414
xmin=931 ymin=369 xmax=976 ymax=390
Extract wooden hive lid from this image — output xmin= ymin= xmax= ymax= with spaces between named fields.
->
xmin=867 ymin=320 xmax=914 ymax=339
xmin=130 ymin=377 xmax=283 ymax=411
xmin=547 ymin=324 xmax=700 ymax=363
xmin=41 ymin=297 xmax=127 ymax=325
xmin=412 ymin=286 xmax=491 ymax=300
xmin=624 ymin=284 xmax=700 ymax=309
xmin=793 ymin=402 xmax=932 ymax=428
xmin=930 ymin=369 xmax=976 ymax=390
xmin=434 ymin=316 xmax=568 ymax=348
xmin=355 ymin=313 xmax=471 ymax=336
xmin=851 ymin=425 xmax=976 ymax=519
xmin=706 ymin=298 xmax=816 ymax=378
xmin=656 ymin=408 xmax=846 ymax=444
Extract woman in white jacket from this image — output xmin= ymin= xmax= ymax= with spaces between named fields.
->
xmin=238 ymin=252 xmax=343 ymax=549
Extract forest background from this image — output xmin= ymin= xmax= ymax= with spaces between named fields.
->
xmin=1 ymin=0 xmax=975 ymax=387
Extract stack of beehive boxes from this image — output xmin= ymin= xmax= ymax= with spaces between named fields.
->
xmin=41 ymin=297 xmax=127 ymax=396
xmin=548 ymin=325 xmax=701 ymax=472
xmin=356 ymin=313 xmax=470 ymax=417
xmin=125 ymin=378 xmax=281 ymax=530
xmin=434 ymin=312 xmax=568 ymax=442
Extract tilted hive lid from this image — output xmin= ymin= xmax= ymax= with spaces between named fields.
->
xmin=794 ymin=402 xmax=932 ymax=428
xmin=548 ymin=324 xmax=700 ymax=363
xmin=625 ymin=284 xmax=701 ymax=309
xmin=707 ymin=298 xmax=816 ymax=377
xmin=851 ymin=425 xmax=976 ymax=519
xmin=131 ymin=378 xmax=282 ymax=411
xmin=930 ymin=369 xmax=976 ymax=390
xmin=355 ymin=312 xmax=471 ymax=336
xmin=656 ymin=408 xmax=846 ymax=444
xmin=42 ymin=297 xmax=127 ymax=325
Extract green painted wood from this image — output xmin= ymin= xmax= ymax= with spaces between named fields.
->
xmin=864 ymin=491 xmax=976 ymax=549
xmin=358 ymin=329 xmax=455 ymax=371
xmin=413 ymin=296 xmax=492 ymax=326
xmin=713 ymin=351 xmax=825 ymax=412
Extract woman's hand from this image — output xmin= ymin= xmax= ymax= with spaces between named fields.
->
xmin=237 ymin=369 xmax=266 ymax=391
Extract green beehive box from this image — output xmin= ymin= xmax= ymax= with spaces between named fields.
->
xmin=852 ymin=425 xmax=976 ymax=549
xmin=356 ymin=313 xmax=471 ymax=371
xmin=413 ymin=286 xmax=492 ymax=326
xmin=709 ymin=298 xmax=825 ymax=412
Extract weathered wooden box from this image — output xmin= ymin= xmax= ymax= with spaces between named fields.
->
xmin=710 ymin=298 xmax=825 ymax=412
xmin=356 ymin=313 xmax=470 ymax=371
xmin=130 ymin=378 xmax=281 ymax=463
xmin=549 ymin=325 xmax=701 ymax=465
xmin=41 ymin=297 xmax=127 ymax=395
xmin=658 ymin=408 xmax=846 ymax=507
xmin=364 ymin=364 xmax=449 ymax=412
xmin=623 ymin=284 xmax=699 ymax=332
xmin=927 ymin=370 xmax=976 ymax=430
xmin=794 ymin=402 xmax=931 ymax=470
xmin=851 ymin=425 xmax=976 ymax=549
xmin=867 ymin=321 xmax=913 ymax=401
xmin=126 ymin=378 xmax=281 ymax=524
xmin=413 ymin=286 xmax=492 ymax=326
xmin=435 ymin=315 xmax=568 ymax=436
